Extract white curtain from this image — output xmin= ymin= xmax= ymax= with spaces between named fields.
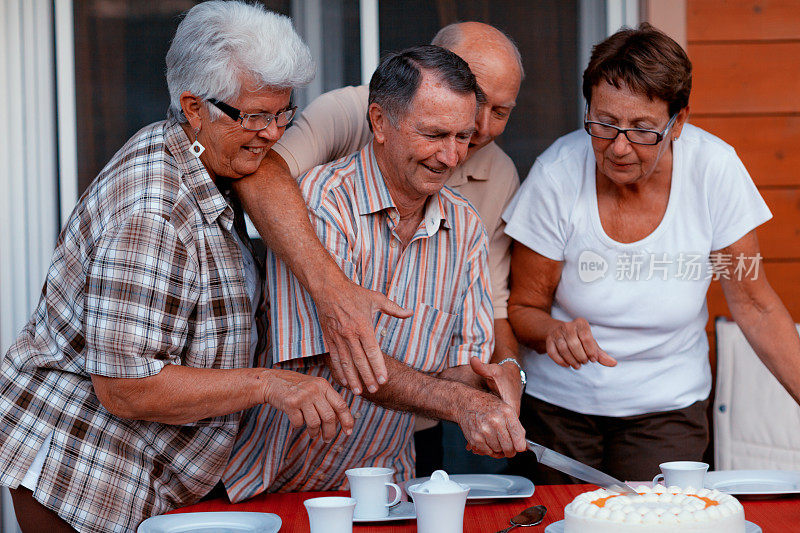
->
xmin=0 ymin=0 xmax=61 ymax=530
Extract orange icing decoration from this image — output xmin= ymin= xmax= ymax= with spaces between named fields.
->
xmin=691 ymin=495 xmax=719 ymax=509
xmin=591 ymin=495 xmax=619 ymax=508
xmin=590 ymin=492 xmax=646 ymax=508
xmin=591 ymin=492 xmax=719 ymax=509
xmin=591 ymin=492 xmax=720 ymax=509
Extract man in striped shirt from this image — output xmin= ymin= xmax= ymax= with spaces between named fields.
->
xmin=222 ymin=45 xmax=526 ymax=499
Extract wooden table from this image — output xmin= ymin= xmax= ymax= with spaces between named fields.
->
xmin=171 ymin=483 xmax=800 ymax=532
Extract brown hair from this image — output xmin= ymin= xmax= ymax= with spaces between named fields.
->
xmin=582 ymin=23 xmax=692 ymax=116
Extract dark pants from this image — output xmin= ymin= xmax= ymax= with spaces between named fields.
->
xmin=505 ymin=395 xmax=710 ymax=484
xmin=414 ymin=423 xmax=444 ymax=477
xmin=9 ymin=487 xmax=76 ymax=533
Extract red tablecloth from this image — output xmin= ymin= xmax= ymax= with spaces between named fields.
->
xmin=170 ymin=484 xmax=800 ymax=532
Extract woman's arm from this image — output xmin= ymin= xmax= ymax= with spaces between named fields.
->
xmin=508 ymin=242 xmax=616 ymax=369
xmin=718 ymin=230 xmax=800 ymax=404
xmin=91 ymin=365 xmax=354 ymax=441
xmin=84 ymin=208 xmax=354 ymax=440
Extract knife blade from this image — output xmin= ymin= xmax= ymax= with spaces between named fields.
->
xmin=526 ymin=439 xmax=638 ymax=495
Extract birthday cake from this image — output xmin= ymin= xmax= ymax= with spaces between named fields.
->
xmin=563 ymin=485 xmax=745 ymax=533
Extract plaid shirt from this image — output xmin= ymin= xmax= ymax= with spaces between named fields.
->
xmin=0 ymin=120 xmax=265 ymax=532
xmin=223 ymin=142 xmax=493 ymax=501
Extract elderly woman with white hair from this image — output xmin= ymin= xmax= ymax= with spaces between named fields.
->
xmin=0 ymin=2 xmax=353 ymax=532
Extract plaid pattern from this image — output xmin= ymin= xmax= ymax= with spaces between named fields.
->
xmin=0 ymin=120 xmax=265 ymax=532
xmin=223 ymin=142 xmax=493 ymax=501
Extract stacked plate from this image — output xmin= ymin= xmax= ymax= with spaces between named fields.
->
xmin=704 ymin=470 xmax=800 ymax=497
xmin=137 ymin=512 xmax=281 ymax=532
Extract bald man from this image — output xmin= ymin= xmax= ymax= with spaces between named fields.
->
xmin=232 ymin=23 xmax=525 ymax=469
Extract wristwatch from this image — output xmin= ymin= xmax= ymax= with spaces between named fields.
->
xmin=497 ymin=357 xmax=527 ymax=391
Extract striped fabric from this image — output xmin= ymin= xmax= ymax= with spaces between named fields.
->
xmin=0 ymin=120 xmax=266 ymax=532
xmin=223 ymin=142 xmax=493 ymax=501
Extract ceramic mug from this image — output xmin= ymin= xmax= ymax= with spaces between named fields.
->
xmin=652 ymin=461 xmax=709 ymax=489
xmin=406 ymin=478 xmax=470 ymax=533
xmin=345 ymin=467 xmax=402 ymax=519
xmin=304 ymin=496 xmax=356 ymax=533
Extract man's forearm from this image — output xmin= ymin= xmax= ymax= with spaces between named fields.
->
xmin=358 ymin=353 xmax=526 ymax=457
xmin=235 ymin=151 xmax=410 ymax=393
xmin=233 ymin=151 xmax=344 ymax=296
xmin=437 ymin=363 xmax=484 ymax=390
xmin=360 ymin=356 xmax=483 ymax=422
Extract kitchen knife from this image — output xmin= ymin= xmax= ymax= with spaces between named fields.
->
xmin=526 ymin=439 xmax=638 ymax=495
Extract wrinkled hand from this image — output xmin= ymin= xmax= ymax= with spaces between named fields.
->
xmin=469 ymin=356 xmax=522 ymax=415
xmin=262 ymin=369 xmax=354 ymax=442
xmin=315 ymin=275 xmax=411 ymax=395
xmin=457 ymin=390 xmax=526 ymax=458
xmin=545 ymin=318 xmax=617 ymax=369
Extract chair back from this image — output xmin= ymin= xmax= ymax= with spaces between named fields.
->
xmin=714 ymin=318 xmax=800 ymax=469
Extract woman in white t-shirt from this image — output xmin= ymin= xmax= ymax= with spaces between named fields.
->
xmin=503 ymin=23 xmax=800 ymax=483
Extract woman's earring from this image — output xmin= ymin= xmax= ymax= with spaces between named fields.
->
xmin=190 ymin=127 xmax=205 ymax=158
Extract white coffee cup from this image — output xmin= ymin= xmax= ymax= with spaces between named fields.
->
xmin=304 ymin=496 xmax=356 ymax=533
xmin=345 ymin=467 xmax=402 ymax=519
xmin=652 ymin=461 xmax=709 ymax=489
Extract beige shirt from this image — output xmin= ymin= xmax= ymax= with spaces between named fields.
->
xmin=274 ymin=85 xmax=519 ymax=319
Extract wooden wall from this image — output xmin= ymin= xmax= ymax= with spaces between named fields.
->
xmin=684 ymin=0 xmax=800 ymax=353
xmin=645 ymin=0 xmax=800 ymax=466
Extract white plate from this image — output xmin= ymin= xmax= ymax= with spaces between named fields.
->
xmin=137 ymin=512 xmax=281 ymax=533
xmin=352 ymin=501 xmax=416 ymax=522
xmin=544 ymin=519 xmax=761 ymax=532
xmin=705 ymin=470 xmax=800 ymax=496
xmin=404 ymin=474 xmax=534 ymax=500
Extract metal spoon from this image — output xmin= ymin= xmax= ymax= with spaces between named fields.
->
xmin=496 ymin=504 xmax=547 ymax=533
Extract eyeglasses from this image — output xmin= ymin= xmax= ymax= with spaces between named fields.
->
xmin=584 ymin=111 xmax=678 ymax=146
xmin=208 ymin=98 xmax=297 ymax=131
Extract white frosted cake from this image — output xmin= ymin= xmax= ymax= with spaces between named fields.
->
xmin=564 ymin=485 xmax=745 ymax=532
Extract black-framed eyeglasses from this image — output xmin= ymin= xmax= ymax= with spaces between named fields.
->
xmin=584 ymin=110 xmax=678 ymax=146
xmin=208 ymin=98 xmax=297 ymax=131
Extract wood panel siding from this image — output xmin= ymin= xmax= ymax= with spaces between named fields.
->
xmin=690 ymin=115 xmax=800 ymax=187
xmin=757 ymin=191 xmax=800 ymax=259
xmin=685 ymin=1 xmax=800 ymax=329
xmin=656 ymin=1 xmax=800 ymax=466
xmin=690 ymin=42 xmax=800 ymax=115
xmin=688 ymin=0 xmax=800 ymax=41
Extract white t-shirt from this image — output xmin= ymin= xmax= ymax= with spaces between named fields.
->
xmin=503 ymin=124 xmax=771 ymax=416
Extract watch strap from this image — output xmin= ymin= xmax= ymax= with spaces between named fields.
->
xmin=497 ymin=357 xmax=527 ymax=388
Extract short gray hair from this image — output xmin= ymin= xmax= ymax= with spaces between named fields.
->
xmin=166 ymin=0 xmax=314 ymax=122
xmin=430 ymin=23 xmax=463 ymax=49
xmin=368 ymin=45 xmax=480 ymax=130
xmin=432 ymin=22 xmax=525 ymax=80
